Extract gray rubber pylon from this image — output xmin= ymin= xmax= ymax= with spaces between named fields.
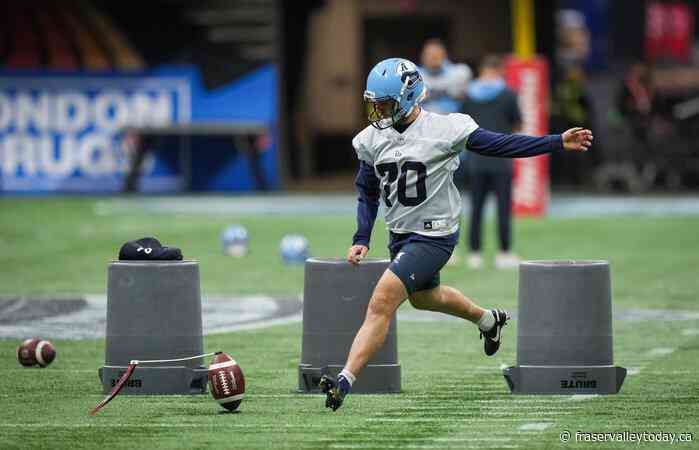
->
xmin=98 ymin=261 xmax=208 ymax=395
xmin=298 ymin=257 xmax=401 ymax=394
xmin=503 ymin=260 xmax=626 ymax=394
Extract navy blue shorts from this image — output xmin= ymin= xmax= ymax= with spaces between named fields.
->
xmin=387 ymin=231 xmax=458 ymax=295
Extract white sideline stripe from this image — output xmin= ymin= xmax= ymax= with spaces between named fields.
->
xmin=518 ymin=422 xmax=554 ymax=431
xmin=627 ymin=367 xmax=642 ymax=376
xmin=216 ymin=393 xmax=244 ymax=403
xmin=682 ymin=328 xmax=699 ymax=336
xmin=647 ymin=347 xmax=675 ymax=357
xmin=209 ymin=360 xmax=237 ymax=370
xmin=568 ymin=394 xmax=598 ymax=401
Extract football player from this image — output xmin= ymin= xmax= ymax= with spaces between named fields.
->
xmin=320 ymin=58 xmax=592 ymax=411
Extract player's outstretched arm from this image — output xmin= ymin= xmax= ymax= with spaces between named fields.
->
xmin=349 ymin=162 xmax=380 ymax=265
xmin=561 ymin=127 xmax=593 ymax=152
xmin=466 ymin=127 xmax=593 ymax=158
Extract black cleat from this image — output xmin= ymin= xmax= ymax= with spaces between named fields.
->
xmin=319 ymin=375 xmax=347 ymax=411
xmin=480 ymin=308 xmax=511 ymax=356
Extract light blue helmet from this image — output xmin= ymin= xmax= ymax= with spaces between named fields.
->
xmin=364 ymin=58 xmax=426 ymax=129
xmin=221 ymin=225 xmax=249 ymax=257
xmin=279 ymin=234 xmax=309 ymax=265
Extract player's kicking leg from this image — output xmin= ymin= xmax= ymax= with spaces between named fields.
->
xmin=320 ymin=269 xmax=407 ymax=411
xmin=409 ymin=286 xmax=510 ymax=356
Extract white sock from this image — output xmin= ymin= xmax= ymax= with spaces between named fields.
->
xmin=477 ymin=310 xmax=495 ymax=332
xmin=339 ymin=368 xmax=356 ymax=386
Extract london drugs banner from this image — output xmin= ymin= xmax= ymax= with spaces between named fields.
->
xmin=504 ymin=57 xmax=550 ymax=217
xmin=0 ymin=74 xmax=190 ymax=193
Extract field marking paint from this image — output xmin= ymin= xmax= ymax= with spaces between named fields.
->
xmin=483 ymin=411 xmax=575 ymax=416
xmin=321 ymin=437 xmax=513 ymax=443
xmin=474 ymin=399 xmax=574 ymax=403
xmin=476 ymin=405 xmax=584 ymax=410
xmin=0 ymin=295 xmax=303 ymax=339
xmin=0 ymin=423 xmax=342 ymax=429
xmin=4 ymin=297 xmax=698 ymax=340
xmin=367 ymin=417 xmax=558 ymax=423
xmin=568 ymin=394 xmax=599 ymax=401
xmin=647 ymin=347 xmax=675 ymax=357
xmin=518 ymin=422 xmax=554 ymax=431
xmin=330 ymin=445 xmax=519 ymax=449
xmin=627 ymin=367 xmax=642 ymax=376
xmin=0 ymin=369 xmax=97 ymax=374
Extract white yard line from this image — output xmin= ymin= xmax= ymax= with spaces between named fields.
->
xmin=320 ymin=437 xmax=513 ymax=443
xmin=568 ymin=394 xmax=599 ymax=401
xmin=518 ymin=422 xmax=554 ymax=431
xmin=330 ymin=445 xmax=519 ymax=449
xmin=646 ymin=347 xmax=675 ymax=357
xmin=367 ymin=417 xmax=558 ymax=422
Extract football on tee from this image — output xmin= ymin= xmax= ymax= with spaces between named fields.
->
xmin=17 ymin=338 xmax=56 ymax=368
xmin=208 ymin=352 xmax=245 ymax=411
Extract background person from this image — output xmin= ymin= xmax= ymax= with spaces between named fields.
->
xmin=419 ymin=38 xmax=473 ymax=187
xmin=459 ymin=55 xmax=522 ymax=269
xmin=418 ymin=38 xmax=472 ymax=114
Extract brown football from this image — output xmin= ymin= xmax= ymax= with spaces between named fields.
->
xmin=208 ymin=352 xmax=245 ymax=411
xmin=17 ymin=338 xmax=56 ymax=368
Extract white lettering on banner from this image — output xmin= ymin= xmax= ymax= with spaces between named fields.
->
xmin=55 ymin=92 xmax=90 ymax=133
xmin=0 ymin=78 xmax=188 ymax=187
xmin=39 ymin=136 xmax=74 ymax=177
xmin=0 ymin=93 xmax=12 ymax=130
xmin=94 ymin=91 xmax=130 ymax=131
xmin=79 ymin=134 xmax=114 ymax=176
xmin=129 ymin=91 xmax=172 ymax=126
xmin=513 ymin=158 xmax=538 ymax=208
xmin=2 ymin=135 xmax=37 ymax=176
xmin=17 ymin=94 xmax=50 ymax=131
xmin=519 ymin=69 xmax=538 ymax=135
xmin=1 ymin=134 xmax=147 ymax=177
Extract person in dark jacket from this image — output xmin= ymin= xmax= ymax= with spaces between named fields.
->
xmin=459 ymin=55 xmax=522 ymax=269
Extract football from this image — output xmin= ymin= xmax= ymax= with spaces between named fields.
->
xmin=17 ymin=338 xmax=56 ymax=368
xmin=208 ymin=352 xmax=245 ymax=411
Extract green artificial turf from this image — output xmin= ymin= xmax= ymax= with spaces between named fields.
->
xmin=1 ymin=197 xmax=698 ymax=449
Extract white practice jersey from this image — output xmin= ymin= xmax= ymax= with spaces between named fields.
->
xmin=352 ymin=110 xmax=479 ymax=236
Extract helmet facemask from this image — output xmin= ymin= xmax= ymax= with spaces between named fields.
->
xmin=364 ymin=95 xmax=402 ymax=130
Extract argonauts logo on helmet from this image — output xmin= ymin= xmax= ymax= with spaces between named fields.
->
xmin=395 ymin=60 xmax=420 ymax=90
xmin=395 ymin=60 xmax=416 ymax=75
